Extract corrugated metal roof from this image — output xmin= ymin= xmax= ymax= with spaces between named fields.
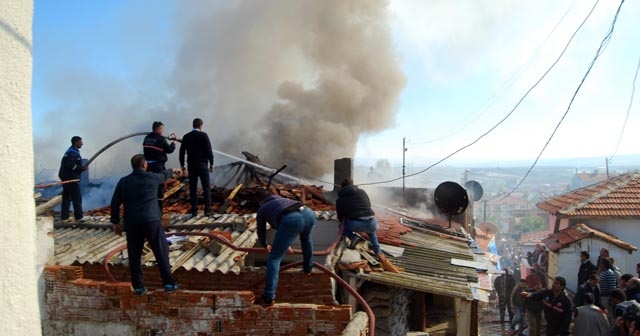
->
xmin=54 ymin=211 xmax=339 ymax=274
xmin=542 ymin=223 xmax=637 ymax=253
xmin=537 ymin=172 xmax=640 ymax=218
xmin=355 ymin=222 xmax=479 ymax=300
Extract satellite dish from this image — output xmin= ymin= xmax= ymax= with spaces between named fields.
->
xmin=464 ymin=180 xmax=484 ymax=201
xmin=434 ymin=182 xmax=469 ymax=228
xmin=479 ymin=222 xmax=498 ymax=234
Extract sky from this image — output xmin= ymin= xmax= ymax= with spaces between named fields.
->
xmin=32 ymin=0 xmax=640 ymax=180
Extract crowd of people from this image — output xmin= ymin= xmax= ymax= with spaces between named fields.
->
xmin=494 ymin=246 xmax=640 ymax=336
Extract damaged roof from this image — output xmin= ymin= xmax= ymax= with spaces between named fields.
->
xmin=349 ymin=213 xmax=484 ymax=301
xmin=542 ymin=223 xmax=637 ymax=253
xmin=537 ymin=172 xmax=640 ymax=218
xmin=54 ymin=211 xmax=340 ymax=275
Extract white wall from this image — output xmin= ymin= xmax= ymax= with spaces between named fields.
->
xmin=0 ymin=1 xmax=41 ymax=335
xmin=583 ymin=219 xmax=639 ymax=275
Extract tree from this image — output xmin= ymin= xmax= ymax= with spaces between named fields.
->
xmin=513 ymin=215 xmax=546 ymax=233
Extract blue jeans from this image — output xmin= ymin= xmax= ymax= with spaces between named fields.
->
xmin=343 ymin=217 xmax=380 ymax=255
xmin=263 ymin=207 xmax=316 ymax=300
xmin=511 ymin=307 xmax=525 ymax=334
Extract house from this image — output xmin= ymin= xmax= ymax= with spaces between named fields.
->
xmin=542 ymin=223 xmax=637 ymax=292
xmin=537 ymin=172 xmax=640 ymax=277
xmin=570 ymin=170 xmax=609 ymax=190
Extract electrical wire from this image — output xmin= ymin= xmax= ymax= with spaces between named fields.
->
xmin=359 ymin=0 xmax=602 ymax=187
xmin=508 ymin=0 xmax=626 ymax=195
xmin=609 ymin=55 xmax=640 ymax=162
xmin=407 ymin=0 xmax=581 ymax=150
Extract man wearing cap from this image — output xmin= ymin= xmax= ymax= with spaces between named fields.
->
xmin=254 ymin=192 xmax=316 ymax=306
xmin=523 ymin=276 xmax=573 ymax=336
xmin=143 ymin=121 xmax=176 ymax=213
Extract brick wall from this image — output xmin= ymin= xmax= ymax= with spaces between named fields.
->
xmin=44 ymin=265 xmax=353 ymax=336
xmin=78 ymin=262 xmax=336 ymax=305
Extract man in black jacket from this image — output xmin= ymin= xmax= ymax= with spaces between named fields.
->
xmin=574 ymin=274 xmax=602 ymax=308
xmin=336 ymin=179 xmax=378 ymax=253
xmin=523 ymin=276 xmax=573 ymax=336
xmin=110 ymin=154 xmax=177 ymax=295
xmin=578 ymin=251 xmax=597 ymax=287
xmin=58 ymin=136 xmax=86 ymax=222
xmin=495 ymin=269 xmax=516 ymax=323
xmin=143 ymin=121 xmax=176 ymax=213
xmin=179 ymin=118 xmax=214 ymax=217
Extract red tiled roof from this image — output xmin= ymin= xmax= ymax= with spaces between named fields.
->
xmin=373 ymin=215 xmax=414 ymax=247
xmin=537 ymin=172 xmax=640 ymax=218
xmin=542 ymin=223 xmax=637 ymax=252
xmin=575 ymin=173 xmax=609 ymax=183
xmin=519 ymin=231 xmax=551 ymax=245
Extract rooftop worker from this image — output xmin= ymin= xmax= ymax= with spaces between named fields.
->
xmin=494 ymin=268 xmax=516 ymax=324
xmin=110 ymin=154 xmax=178 ymax=295
xmin=179 ymin=118 xmax=214 ymax=217
xmin=523 ymin=276 xmax=573 ymax=336
xmin=335 ymin=178 xmax=399 ymax=273
xmin=254 ymin=191 xmax=316 ymax=307
xmin=572 ymin=292 xmax=610 ymax=336
xmin=58 ymin=136 xmax=86 ymax=222
xmin=143 ymin=121 xmax=176 ymax=214
xmin=574 ymin=274 xmax=602 ymax=308
xmin=578 ymin=250 xmax=597 ymax=287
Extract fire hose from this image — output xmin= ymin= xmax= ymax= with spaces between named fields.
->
xmin=83 ymin=132 xmax=181 ymax=169
xmin=101 ymin=225 xmax=375 ymax=335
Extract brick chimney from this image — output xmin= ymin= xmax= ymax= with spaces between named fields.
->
xmin=333 ymin=158 xmax=353 ymax=192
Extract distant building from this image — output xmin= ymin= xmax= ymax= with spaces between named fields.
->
xmin=537 ymin=172 xmax=640 ymax=279
xmin=542 ymin=223 xmax=636 ymax=292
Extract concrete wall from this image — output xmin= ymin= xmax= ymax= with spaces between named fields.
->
xmin=0 ymin=1 xmax=41 ymax=335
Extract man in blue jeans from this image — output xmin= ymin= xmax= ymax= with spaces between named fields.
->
xmin=255 ymin=192 xmax=316 ymax=306
xmin=336 ymin=179 xmax=399 ymax=273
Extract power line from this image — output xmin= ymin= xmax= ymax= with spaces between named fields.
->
xmin=508 ymin=0 xmax=626 ymax=195
xmin=609 ymin=55 xmax=640 ymax=162
xmin=359 ymin=0 xmax=602 ymax=187
xmin=407 ymin=0 xmax=581 ymax=150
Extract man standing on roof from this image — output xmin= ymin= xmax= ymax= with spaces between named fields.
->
xmin=523 ymin=276 xmax=573 ymax=336
xmin=110 ymin=154 xmax=178 ymax=295
xmin=335 ymin=178 xmax=399 ymax=273
xmin=58 ymin=136 xmax=86 ymax=222
xmin=179 ymin=118 xmax=214 ymax=217
xmin=254 ymin=191 xmax=315 ymax=306
xmin=143 ymin=121 xmax=176 ymax=214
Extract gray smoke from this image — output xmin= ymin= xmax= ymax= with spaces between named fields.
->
xmin=34 ymin=0 xmax=405 ymax=180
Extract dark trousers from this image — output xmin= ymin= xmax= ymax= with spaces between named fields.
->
xmin=498 ymin=297 xmax=513 ymax=322
xmin=147 ymin=162 xmax=166 ymax=214
xmin=187 ymin=162 xmax=211 ymax=215
xmin=61 ymin=182 xmax=83 ymax=220
xmin=125 ymin=220 xmax=175 ymax=289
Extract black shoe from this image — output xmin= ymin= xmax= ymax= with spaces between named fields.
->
xmin=348 ymin=236 xmax=363 ymax=249
xmin=204 ymin=211 xmax=212 ymax=217
xmin=190 ymin=212 xmax=198 ymax=218
xmin=255 ymin=296 xmax=274 ymax=307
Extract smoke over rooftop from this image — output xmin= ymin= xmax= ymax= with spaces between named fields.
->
xmin=34 ymin=0 xmax=405 ymax=179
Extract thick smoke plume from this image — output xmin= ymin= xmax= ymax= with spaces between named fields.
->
xmin=35 ymin=0 xmax=405 ymax=180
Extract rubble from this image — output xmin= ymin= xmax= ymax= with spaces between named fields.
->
xmin=87 ymin=180 xmax=335 ymax=216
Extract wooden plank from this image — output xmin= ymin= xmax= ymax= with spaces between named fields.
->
xmin=163 ymin=181 xmax=186 ymax=199
xmin=36 ymin=195 xmax=62 ymax=215
xmin=218 ymin=183 xmax=243 ymax=214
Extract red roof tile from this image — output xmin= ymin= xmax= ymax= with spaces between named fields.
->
xmin=537 ymin=172 xmax=640 ymax=218
xmin=542 ymin=223 xmax=636 ymax=252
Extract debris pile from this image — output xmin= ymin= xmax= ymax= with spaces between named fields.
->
xmin=87 ymin=181 xmax=334 ymax=216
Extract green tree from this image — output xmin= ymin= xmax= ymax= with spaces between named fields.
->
xmin=513 ymin=215 xmax=546 ymax=233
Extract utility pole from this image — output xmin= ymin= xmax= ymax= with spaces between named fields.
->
xmin=606 ymin=157 xmax=610 ymax=178
xmin=402 ymin=137 xmax=407 ymax=193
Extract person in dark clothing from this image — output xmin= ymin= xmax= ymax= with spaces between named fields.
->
xmin=143 ymin=121 xmax=176 ymax=213
xmin=622 ymin=274 xmax=634 ymax=290
xmin=335 ymin=179 xmax=378 ymax=253
xmin=578 ymin=251 xmax=597 ymax=287
xmin=626 ymin=278 xmax=640 ymax=302
xmin=575 ymin=274 xmax=602 ymax=308
xmin=110 ymin=154 xmax=178 ymax=295
xmin=179 ymin=118 xmax=214 ymax=217
xmin=526 ymin=282 xmax=544 ymax=336
xmin=523 ymin=276 xmax=573 ymax=336
xmin=58 ymin=136 xmax=86 ymax=222
xmin=254 ymin=192 xmax=316 ymax=306
xmin=510 ymin=279 xmax=528 ymax=335
xmin=494 ymin=269 xmax=516 ymax=323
